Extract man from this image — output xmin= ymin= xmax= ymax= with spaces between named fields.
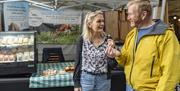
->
xmin=106 ymin=0 xmax=180 ymax=91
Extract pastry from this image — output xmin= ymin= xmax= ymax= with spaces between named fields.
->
xmin=4 ymin=54 xmax=9 ymax=62
xmin=18 ymin=37 xmax=23 ymax=44
xmin=1 ymin=38 xmax=7 ymax=45
xmin=58 ymin=70 xmax=66 ymax=75
xmin=9 ymin=54 xmax=15 ymax=62
xmin=23 ymin=52 xmax=29 ymax=61
xmin=29 ymin=51 xmax=34 ymax=60
xmin=42 ymin=69 xmax=57 ymax=76
xmin=14 ymin=38 xmax=19 ymax=44
xmin=64 ymin=66 xmax=74 ymax=72
xmin=0 ymin=54 xmax=4 ymax=62
xmin=29 ymin=36 xmax=34 ymax=45
xmin=7 ymin=38 xmax=13 ymax=45
xmin=0 ymin=39 xmax=2 ymax=45
xmin=23 ymin=37 xmax=28 ymax=44
xmin=16 ymin=52 xmax=23 ymax=62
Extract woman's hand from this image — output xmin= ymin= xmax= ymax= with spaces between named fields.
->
xmin=74 ymin=87 xmax=81 ymax=91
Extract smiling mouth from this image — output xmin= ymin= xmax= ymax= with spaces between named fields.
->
xmin=99 ymin=26 xmax=104 ymax=29
xmin=99 ymin=28 xmax=103 ymax=30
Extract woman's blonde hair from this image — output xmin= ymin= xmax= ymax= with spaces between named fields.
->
xmin=82 ymin=10 xmax=105 ymax=41
xmin=127 ymin=0 xmax=152 ymax=17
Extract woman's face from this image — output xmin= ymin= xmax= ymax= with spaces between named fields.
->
xmin=89 ymin=14 xmax=104 ymax=33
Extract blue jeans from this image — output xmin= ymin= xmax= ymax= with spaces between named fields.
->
xmin=80 ymin=71 xmax=111 ymax=91
xmin=126 ymin=84 xmax=135 ymax=91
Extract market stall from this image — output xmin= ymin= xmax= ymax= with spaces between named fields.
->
xmin=29 ymin=62 xmax=74 ymax=88
xmin=0 ymin=62 xmax=126 ymax=91
xmin=0 ymin=0 xmax=174 ymax=91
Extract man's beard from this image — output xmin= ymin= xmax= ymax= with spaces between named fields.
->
xmin=130 ymin=18 xmax=143 ymax=28
xmin=130 ymin=22 xmax=135 ymax=27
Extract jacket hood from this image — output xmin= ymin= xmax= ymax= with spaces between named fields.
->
xmin=148 ymin=19 xmax=169 ymax=35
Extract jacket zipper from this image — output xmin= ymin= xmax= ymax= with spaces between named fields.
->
xmin=129 ymin=31 xmax=138 ymax=87
xmin=150 ymin=56 xmax=155 ymax=78
xmin=129 ymin=55 xmax=135 ymax=87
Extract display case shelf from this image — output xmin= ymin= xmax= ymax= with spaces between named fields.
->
xmin=0 ymin=31 xmax=37 ymax=76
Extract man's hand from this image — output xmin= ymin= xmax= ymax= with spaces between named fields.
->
xmin=106 ymin=39 xmax=121 ymax=58
xmin=107 ymin=39 xmax=115 ymax=48
xmin=105 ymin=46 xmax=116 ymax=58
xmin=106 ymin=45 xmax=121 ymax=58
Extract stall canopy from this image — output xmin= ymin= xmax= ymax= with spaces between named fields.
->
xmin=0 ymin=0 xmax=159 ymax=11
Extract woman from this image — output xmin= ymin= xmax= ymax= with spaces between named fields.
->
xmin=73 ymin=10 xmax=117 ymax=91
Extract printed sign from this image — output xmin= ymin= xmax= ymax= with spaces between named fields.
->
xmin=29 ymin=7 xmax=82 ymax=44
xmin=29 ymin=7 xmax=81 ymax=25
xmin=3 ymin=2 xmax=29 ymax=31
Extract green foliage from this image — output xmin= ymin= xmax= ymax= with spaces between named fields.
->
xmin=37 ymin=31 xmax=80 ymax=44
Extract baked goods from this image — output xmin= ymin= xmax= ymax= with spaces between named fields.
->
xmin=29 ymin=51 xmax=34 ymax=61
xmin=64 ymin=66 xmax=74 ymax=72
xmin=23 ymin=37 xmax=29 ymax=44
xmin=18 ymin=37 xmax=23 ymax=44
xmin=0 ymin=54 xmax=4 ymax=62
xmin=16 ymin=52 xmax=23 ymax=62
xmin=42 ymin=69 xmax=57 ymax=76
xmin=7 ymin=38 xmax=13 ymax=45
xmin=29 ymin=35 xmax=34 ymax=45
xmin=58 ymin=70 xmax=66 ymax=75
xmin=41 ymin=65 xmax=75 ymax=76
xmin=4 ymin=54 xmax=9 ymax=62
xmin=8 ymin=54 xmax=16 ymax=62
xmin=0 ymin=39 xmax=2 ymax=45
xmin=14 ymin=38 xmax=19 ymax=44
xmin=1 ymin=38 xmax=7 ymax=45
xmin=23 ymin=52 xmax=29 ymax=61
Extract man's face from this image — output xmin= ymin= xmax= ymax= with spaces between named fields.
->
xmin=127 ymin=4 xmax=142 ymax=27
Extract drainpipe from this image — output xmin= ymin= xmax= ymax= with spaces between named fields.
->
xmin=161 ymin=0 xmax=167 ymax=21
xmin=152 ymin=6 xmax=158 ymax=19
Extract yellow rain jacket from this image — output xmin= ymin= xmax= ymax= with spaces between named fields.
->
xmin=116 ymin=20 xmax=180 ymax=91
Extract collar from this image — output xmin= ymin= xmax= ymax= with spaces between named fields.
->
xmin=147 ymin=19 xmax=169 ymax=35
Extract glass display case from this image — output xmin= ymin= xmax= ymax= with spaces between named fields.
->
xmin=0 ymin=31 xmax=37 ymax=76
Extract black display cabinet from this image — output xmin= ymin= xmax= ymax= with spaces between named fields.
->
xmin=0 ymin=31 xmax=37 ymax=76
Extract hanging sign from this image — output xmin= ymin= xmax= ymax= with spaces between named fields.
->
xmin=29 ymin=7 xmax=81 ymax=25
